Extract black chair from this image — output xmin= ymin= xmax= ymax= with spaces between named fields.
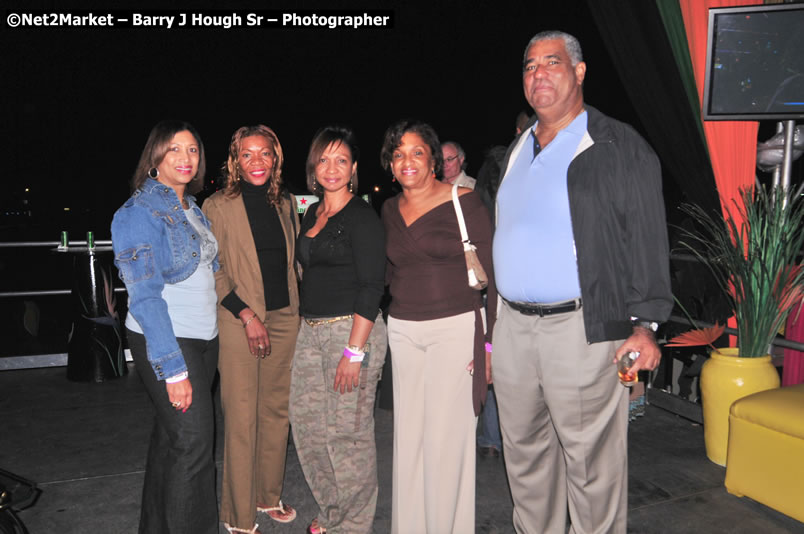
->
xmin=0 ymin=468 xmax=38 ymax=534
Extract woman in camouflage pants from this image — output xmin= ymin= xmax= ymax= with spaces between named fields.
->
xmin=289 ymin=126 xmax=387 ymax=534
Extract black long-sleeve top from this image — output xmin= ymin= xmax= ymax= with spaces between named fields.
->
xmin=297 ymin=196 xmax=385 ymax=321
xmin=221 ymin=181 xmax=289 ymax=317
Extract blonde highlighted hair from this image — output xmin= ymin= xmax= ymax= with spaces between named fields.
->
xmin=221 ymin=125 xmax=284 ymax=205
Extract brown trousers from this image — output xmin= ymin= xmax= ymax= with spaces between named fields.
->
xmin=218 ymin=305 xmax=300 ymax=530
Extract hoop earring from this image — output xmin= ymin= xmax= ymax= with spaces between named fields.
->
xmin=148 ymin=167 xmax=159 ymax=179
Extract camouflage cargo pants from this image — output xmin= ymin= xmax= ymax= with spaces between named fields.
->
xmin=289 ymin=313 xmax=387 ymax=534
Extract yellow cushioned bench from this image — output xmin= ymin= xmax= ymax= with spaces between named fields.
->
xmin=724 ymin=384 xmax=804 ymax=523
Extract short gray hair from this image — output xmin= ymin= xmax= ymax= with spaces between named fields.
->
xmin=442 ymin=141 xmax=467 ymax=171
xmin=442 ymin=141 xmax=465 ymax=160
xmin=524 ymin=31 xmax=583 ymax=66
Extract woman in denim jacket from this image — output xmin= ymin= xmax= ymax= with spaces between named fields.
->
xmin=111 ymin=120 xmax=220 ymax=534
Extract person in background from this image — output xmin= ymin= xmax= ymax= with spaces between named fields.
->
xmin=289 ymin=126 xmax=387 ymax=534
xmin=112 ymin=120 xmax=219 ymax=534
xmin=474 ymin=110 xmax=531 ymax=458
xmin=492 ymin=31 xmax=672 ymax=533
xmin=202 ymin=125 xmax=300 ymax=534
xmin=381 ymin=119 xmax=495 ymax=534
xmin=475 ymin=111 xmax=531 ymax=217
xmin=441 ymin=141 xmax=476 ymax=189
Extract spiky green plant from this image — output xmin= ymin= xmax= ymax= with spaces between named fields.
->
xmin=679 ymin=185 xmax=804 ymax=357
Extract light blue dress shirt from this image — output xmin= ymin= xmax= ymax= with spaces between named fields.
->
xmin=493 ymin=111 xmax=587 ymax=303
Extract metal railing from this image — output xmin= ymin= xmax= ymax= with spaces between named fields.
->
xmin=0 ymin=240 xmax=112 ymax=248
xmin=1 ymin=239 xmax=124 ymax=370
xmin=1 ymin=241 xmax=803 ymax=353
xmin=667 ymin=314 xmax=804 ymax=352
xmin=0 ymin=240 xmax=126 ymax=298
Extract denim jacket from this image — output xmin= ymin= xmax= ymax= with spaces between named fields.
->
xmin=111 ymin=178 xmax=220 ymax=380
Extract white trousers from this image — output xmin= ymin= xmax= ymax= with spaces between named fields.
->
xmin=388 ymin=311 xmax=477 ymax=534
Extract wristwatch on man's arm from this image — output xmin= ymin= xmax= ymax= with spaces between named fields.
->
xmin=630 ymin=316 xmax=659 ymax=334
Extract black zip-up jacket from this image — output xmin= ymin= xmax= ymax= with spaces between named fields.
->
xmin=497 ymin=105 xmax=673 ymax=343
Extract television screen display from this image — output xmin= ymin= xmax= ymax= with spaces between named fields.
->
xmin=703 ymin=3 xmax=804 ymax=120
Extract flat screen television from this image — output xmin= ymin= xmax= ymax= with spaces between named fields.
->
xmin=703 ymin=3 xmax=804 ymax=121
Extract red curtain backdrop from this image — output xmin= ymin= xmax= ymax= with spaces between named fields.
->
xmin=678 ymin=0 xmax=760 ymax=346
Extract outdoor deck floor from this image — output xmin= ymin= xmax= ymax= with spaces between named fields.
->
xmin=1 ymin=365 xmax=802 ymax=533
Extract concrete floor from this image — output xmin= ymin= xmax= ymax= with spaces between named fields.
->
xmin=1 ymin=365 xmax=802 ymax=533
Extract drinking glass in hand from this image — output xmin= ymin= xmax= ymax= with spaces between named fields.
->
xmin=617 ymin=351 xmax=639 ymax=386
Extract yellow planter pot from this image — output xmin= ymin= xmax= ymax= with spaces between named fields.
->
xmin=700 ymin=348 xmax=780 ymax=466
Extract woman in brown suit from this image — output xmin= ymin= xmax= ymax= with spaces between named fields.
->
xmin=202 ymin=125 xmax=300 ymax=534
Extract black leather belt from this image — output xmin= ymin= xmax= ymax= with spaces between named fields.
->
xmin=506 ymin=298 xmax=582 ymax=317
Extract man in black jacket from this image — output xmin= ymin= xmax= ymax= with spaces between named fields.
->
xmin=492 ymin=30 xmax=672 ymax=534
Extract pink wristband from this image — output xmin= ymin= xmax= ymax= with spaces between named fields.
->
xmin=485 ymin=342 xmax=493 ymax=353
xmin=343 ymin=345 xmax=365 ymax=362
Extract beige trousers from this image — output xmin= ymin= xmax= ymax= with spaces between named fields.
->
xmin=494 ymin=302 xmax=628 ymax=534
xmin=218 ymin=305 xmax=300 ymax=530
xmin=387 ymin=311 xmax=477 ymax=534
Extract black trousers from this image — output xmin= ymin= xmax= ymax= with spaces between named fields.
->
xmin=127 ymin=329 xmax=219 ymax=534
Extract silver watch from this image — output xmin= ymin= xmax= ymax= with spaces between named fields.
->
xmin=630 ymin=317 xmax=658 ymax=332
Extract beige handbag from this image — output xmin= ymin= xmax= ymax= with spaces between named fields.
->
xmin=451 ymin=185 xmax=488 ymax=290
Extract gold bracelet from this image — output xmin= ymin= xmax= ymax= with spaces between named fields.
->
xmin=345 ymin=343 xmax=366 ymax=354
xmin=243 ymin=314 xmax=257 ymax=328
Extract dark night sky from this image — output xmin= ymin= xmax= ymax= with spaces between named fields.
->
xmin=3 ymin=0 xmax=641 ymax=239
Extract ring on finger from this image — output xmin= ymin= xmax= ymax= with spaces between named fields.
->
xmin=172 ymin=401 xmax=181 ymax=408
